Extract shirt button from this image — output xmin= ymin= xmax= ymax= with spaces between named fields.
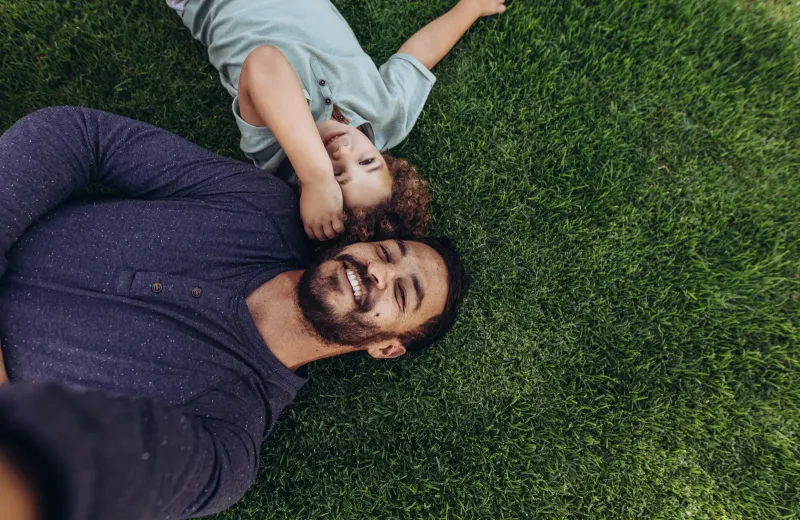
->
xmin=319 ymin=79 xmax=326 ymax=86
xmin=191 ymin=287 xmax=203 ymax=298
xmin=151 ymin=282 xmax=163 ymax=293
xmin=337 ymin=114 xmax=345 ymax=122
xmin=324 ymin=98 xmax=332 ymax=105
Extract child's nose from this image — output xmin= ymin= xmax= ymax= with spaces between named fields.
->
xmin=335 ymin=143 xmax=351 ymax=158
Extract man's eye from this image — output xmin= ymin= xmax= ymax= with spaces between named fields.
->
xmin=360 ymin=158 xmax=375 ymax=166
xmin=380 ymin=244 xmax=391 ymax=262
xmin=396 ymin=282 xmax=406 ymax=311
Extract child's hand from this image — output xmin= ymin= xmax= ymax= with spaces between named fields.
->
xmin=300 ymin=178 xmax=346 ymax=241
xmin=464 ymin=0 xmax=506 ymax=17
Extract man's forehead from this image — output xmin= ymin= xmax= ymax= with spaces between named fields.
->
xmin=388 ymin=239 xmax=438 ymax=264
xmin=390 ymin=239 xmax=448 ymax=312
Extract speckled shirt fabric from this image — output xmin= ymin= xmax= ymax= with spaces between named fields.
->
xmin=0 ymin=107 xmax=309 ymax=519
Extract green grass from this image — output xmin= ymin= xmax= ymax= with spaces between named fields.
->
xmin=2 ymin=0 xmax=800 ymax=518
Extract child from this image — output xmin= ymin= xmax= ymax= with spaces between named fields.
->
xmin=169 ymin=0 xmax=506 ymax=241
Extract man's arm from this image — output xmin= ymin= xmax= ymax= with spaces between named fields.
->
xmin=238 ymin=46 xmax=344 ymax=241
xmin=0 ymin=380 xmax=266 ymax=520
xmin=0 ymin=341 xmax=8 ymax=385
xmin=396 ymin=0 xmax=506 ymax=70
xmin=0 ymin=449 xmax=38 ymax=520
xmin=0 ymin=106 xmax=283 ymax=278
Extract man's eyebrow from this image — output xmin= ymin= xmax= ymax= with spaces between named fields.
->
xmin=412 ymin=274 xmax=424 ymax=311
xmin=397 ymin=240 xmax=408 ymax=257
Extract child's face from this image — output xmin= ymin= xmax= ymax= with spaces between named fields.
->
xmin=317 ymin=120 xmax=392 ymax=210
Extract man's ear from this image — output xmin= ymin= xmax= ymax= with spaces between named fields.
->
xmin=365 ymin=338 xmax=406 ymax=359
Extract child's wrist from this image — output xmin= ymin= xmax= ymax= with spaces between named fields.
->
xmin=456 ymin=0 xmax=482 ymax=20
xmin=294 ymin=154 xmax=335 ymax=185
xmin=297 ymin=167 xmax=334 ymax=187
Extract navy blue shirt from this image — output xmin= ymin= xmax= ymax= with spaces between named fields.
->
xmin=0 ymin=107 xmax=309 ymax=519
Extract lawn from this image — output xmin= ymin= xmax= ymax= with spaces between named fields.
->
xmin=2 ymin=0 xmax=799 ymax=518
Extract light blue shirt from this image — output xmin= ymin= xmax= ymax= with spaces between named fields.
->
xmin=177 ymin=0 xmax=436 ymax=180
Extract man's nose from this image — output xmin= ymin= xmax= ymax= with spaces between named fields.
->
xmin=368 ymin=261 xmax=396 ymax=290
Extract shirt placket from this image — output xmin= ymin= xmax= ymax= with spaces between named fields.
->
xmin=309 ymin=58 xmax=335 ymax=120
xmin=117 ymin=270 xmax=238 ymax=321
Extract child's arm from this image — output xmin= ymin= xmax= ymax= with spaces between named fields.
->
xmin=397 ymin=0 xmax=506 ymax=70
xmin=238 ymin=45 xmax=345 ymax=241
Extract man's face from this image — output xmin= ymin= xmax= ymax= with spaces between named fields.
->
xmin=297 ymin=240 xmax=448 ymax=350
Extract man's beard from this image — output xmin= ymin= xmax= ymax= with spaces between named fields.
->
xmin=297 ymin=249 xmax=394 ymax=348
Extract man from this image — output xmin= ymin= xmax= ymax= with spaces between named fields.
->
xmin=0 ymin=107 xmax=468 ymax=520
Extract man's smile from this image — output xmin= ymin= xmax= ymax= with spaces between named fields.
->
xmin=345 ymin=266 xmax=362 ymax=304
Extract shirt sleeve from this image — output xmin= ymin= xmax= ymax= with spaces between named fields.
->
xmin=0 ymin=106 xmax=291 ymax=279
xmin=377 ymin=53 xmax=437 ymax=150
xmin=231 ymin=96 xmax=287 ymax=176
xmin=0 ymin=378 xmax=269 ymax=520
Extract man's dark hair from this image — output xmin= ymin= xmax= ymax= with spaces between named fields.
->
xmin=398 ymin=236 xmax=471 ymax=354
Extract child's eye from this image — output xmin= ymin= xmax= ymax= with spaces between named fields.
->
xmin=359 ymin=158 xmax=375 ymax=166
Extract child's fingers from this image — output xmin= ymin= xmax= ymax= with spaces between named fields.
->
xmin=308 ymin=220 xmax=336 ymax=241
xmin=305 ymin=224 xmax=324 ymax=241
xmin=332 ymin=217 xmax=345 ymax=235
xmin=322 ymin=221 xmax=339 ymax=240
xmin=314 ymin=224 xmax=328 ymax=242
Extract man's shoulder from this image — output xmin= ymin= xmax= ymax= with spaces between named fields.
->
xmin=215 ymin=165 xmax=298 ymax=211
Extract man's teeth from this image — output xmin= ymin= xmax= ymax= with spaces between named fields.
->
xmin=346 ymin=268 xmax=362 ymax=303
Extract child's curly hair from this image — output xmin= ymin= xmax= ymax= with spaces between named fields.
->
xmin=339 ymin=153 xmax=431 ymax=244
